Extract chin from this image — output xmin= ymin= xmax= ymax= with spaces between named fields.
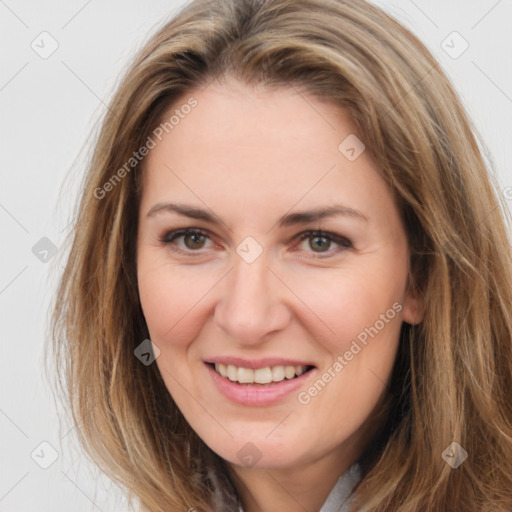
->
xmin=208 ymin=433 xmax=311 ymax=470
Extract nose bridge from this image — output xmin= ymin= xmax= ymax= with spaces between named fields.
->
xmin=214 ymin=249 xmax=290 ymax=343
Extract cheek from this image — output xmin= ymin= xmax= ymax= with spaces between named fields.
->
xmin=289 ymin=260 xmax=406 ymax=352
xmin=137 ymin=255 xmax=211 ymax=348
xmin=293 ymin=262 xmax=405 ymax=418
xmin=293 ymin=282 xmax=403 ymax=438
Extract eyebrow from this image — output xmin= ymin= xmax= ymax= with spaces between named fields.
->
xmin=146 ymin=202 xmax=368 ymax=227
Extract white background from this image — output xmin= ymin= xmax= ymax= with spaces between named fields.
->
xmin=1 ymin=0 xmax=511 ymax=510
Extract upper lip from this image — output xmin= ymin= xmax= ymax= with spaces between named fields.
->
xmin=205 ymin=356 xmax=316 ymax=369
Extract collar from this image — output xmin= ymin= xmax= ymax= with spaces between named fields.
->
xmin=237 ymin=461 xmax=361 ymax=512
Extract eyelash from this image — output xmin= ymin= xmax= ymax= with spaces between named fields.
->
xmin=158 ymin=228 xmax=353 ymax=259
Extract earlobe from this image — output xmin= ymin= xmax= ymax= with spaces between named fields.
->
xmin=402 ymin=291 xmax=424 ymax=325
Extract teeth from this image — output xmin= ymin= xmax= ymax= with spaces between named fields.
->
xmin=271 ymin=366 xmax=285 ymax=382
xmin=227 ymin=364 xmax=237 ymax=381
xmin=254 ymin=367 xmax=272 ymax=384
xmin=217 ymin=363 xmax=228 ymax=378
xmin=285 ymin=366 xmax=296 ymax=379
xmin=214 ymin=363 xmax=310 ymax=384
xmin=238 ymin=367 xmax=254 ymax=383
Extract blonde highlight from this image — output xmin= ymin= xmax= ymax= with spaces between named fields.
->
xmin=48 ymin=1 xmax=512 ymax=510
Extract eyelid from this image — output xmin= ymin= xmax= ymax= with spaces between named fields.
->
xmin=293 ymin=230 xmax=353 ymax=249
xmin=159 ymin=227 xmax=353 ymax=257
xmin=160 ymin=228 xmax=218 ymax=254
xmin=161 ymin=227 xmax=210 ymax=243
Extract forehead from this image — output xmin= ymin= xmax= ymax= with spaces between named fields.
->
xmin=140 ymin=81 xmax=393 ymax=222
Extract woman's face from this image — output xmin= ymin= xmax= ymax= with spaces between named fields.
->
xmin=136 ymin=79 xmax=422 ymax=471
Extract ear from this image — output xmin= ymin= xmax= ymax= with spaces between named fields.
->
xmin=401 ymin=289 xmax=424 ymax=325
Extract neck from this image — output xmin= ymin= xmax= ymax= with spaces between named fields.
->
xmin=226 ymin=439 xmax=362 ymax=512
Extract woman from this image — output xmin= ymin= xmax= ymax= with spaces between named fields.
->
xmin=49 ymin=0 xmax=512 ymax=510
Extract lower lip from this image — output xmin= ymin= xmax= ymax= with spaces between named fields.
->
xmin=205 ymin=363 xmax=315 ymax=407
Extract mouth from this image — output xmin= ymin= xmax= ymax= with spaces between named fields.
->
xmin=205 ymin=362 xmax=316 ymax=386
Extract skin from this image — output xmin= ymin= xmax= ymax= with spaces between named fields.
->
xmin=136 ymin=77 xmax=423 ymax=512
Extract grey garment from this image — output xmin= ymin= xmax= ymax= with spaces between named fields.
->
xmin=236 ymin=462 xmax=362 ymax=512
xmin=318 ymin=462 xmax=361 ymax=512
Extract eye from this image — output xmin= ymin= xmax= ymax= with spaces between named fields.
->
xmin=293 ymin=230 xmax=353 ymax=258
xmin=159 ymin=228 xmax=353 ymax=258
xmin=159 ymin=228 xmax=215 ymax=255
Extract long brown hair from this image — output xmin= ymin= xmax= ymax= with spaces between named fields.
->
xmin=48 ymin=0 xmax=512 ymax=510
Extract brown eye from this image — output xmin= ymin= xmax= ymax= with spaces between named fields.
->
xmin=183 ymin=232 xmax=207 ymax=250
xmin=161 ymin=228 xmax=214 ymax=255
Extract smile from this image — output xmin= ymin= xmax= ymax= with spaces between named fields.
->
xmin=204 ymin=361 xmax=317 ymax=406
xmin=211 ymin=362 xmax=314 ymax=385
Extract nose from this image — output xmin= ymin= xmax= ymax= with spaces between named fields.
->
xmin=213 ymin=252 xmax=292 ymax=345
